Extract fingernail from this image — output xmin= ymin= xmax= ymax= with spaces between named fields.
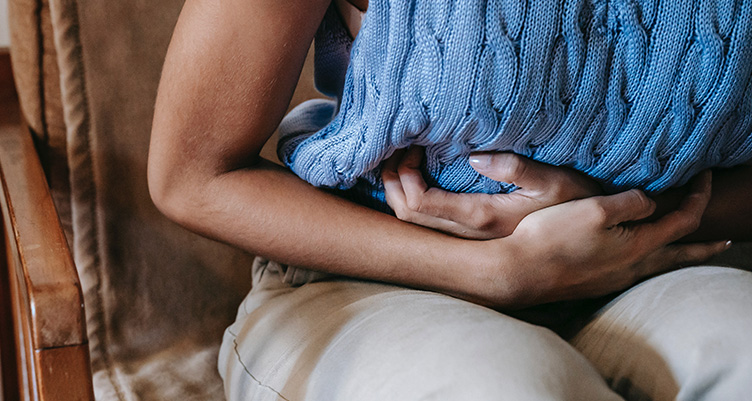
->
xmin=469 ymin=153 xmax=491 ymax=168
xmin=725 ymin=240 xmax=733 ymax=249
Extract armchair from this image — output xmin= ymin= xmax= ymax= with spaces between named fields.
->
xmin=1 ymin=0 xmax=319 ymax=399
xmin=1 ymin=111 xmax=92 ymax=401
xmin=4 ymin=1 xmax=752 ymax=400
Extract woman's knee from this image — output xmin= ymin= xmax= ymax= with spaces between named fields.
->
xmin=219 ymin=279 xmax=621 ymax=400
xmin=572 ymin=266 xmax=752 ymax=401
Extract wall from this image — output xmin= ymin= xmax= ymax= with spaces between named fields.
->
xmin=0 ymin=0 xmax=10 ymax=48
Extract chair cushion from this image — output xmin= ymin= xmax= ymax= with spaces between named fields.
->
xmin=9 ymin=0 xmax=72 ymax=243
xmin=30 ymin=0 xmax=323 ymax=398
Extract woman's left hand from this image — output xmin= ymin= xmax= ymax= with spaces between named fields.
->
xmin=382 ymin=147 xmax=602 ymax=239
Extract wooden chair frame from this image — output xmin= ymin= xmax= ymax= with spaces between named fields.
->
xmin=0 ymin=119 xmax=94 ymax=401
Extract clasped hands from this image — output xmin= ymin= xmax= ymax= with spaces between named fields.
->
xmin=382 ymin=147 xmax=730 ymax=305
xmin=383 ymin=146 xmax=602 ymax=240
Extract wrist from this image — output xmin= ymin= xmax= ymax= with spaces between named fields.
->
xmin=449 ymin=237 xmax=525 ymax=309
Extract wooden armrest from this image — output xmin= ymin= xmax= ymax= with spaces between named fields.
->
xmin=0 ymin=121 xmax=93 ymax=400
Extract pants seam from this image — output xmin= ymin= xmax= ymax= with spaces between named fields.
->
xmin=231 ymin=333 xmax=292 ymax=401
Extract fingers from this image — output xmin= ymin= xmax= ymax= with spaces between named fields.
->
xmin=386 ymin=146 xmax=474 ymax=221
xmin=383 ymin=148 xmax=470 ymax=234
xmin=469 ymin=152 xmax=601 ymax=201
xmin=593 ymin=189 xmax=657 ymax=227
xmin=396 ymin=146 xmax=430 ymax=208
xmin=641 ymin=240 xmax=731 ymax=277
xmin=639 ymin=171 xmax=712 ymax=244
xmin=666 ymin=240 xmax=731 ymax=268
xmin=396 ymin=148 xmax=487 ymax=221
xmin=383 ymin=147 xmax=525 ymax=238
xmin=382 ymin=149 xmax=408 ymax=210
xmin=384 ymin=146 xmax=445 ymax=217
xmin=469 ymin=152 xmax=551 ymax=194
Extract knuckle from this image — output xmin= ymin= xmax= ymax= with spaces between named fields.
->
xmin=393 ymin=206 xmax=409 ymax=221
xmin=405 ymin=196 xmax=422 ymax=213
xmin=392 ymin=204 xmax=417 ymax=222
xmin=469 ymin=205 xmax=495 ymax=232
xmin=498 ymin=154 xmax=528 ymax=183
xmin=381 ymin=168 xmax=398 ymax=182
xmin=405 ymin=189 xmax=431 ymax=213
xmin=630 ymin=189 xmax=649 ymax=207
xmin=413 ymin=189 xmax=438 ymax=214
xmin=674 ymin=248 xmax=691 ymax=264
xmin=626 ymin=189 xmax=652 ymax=213
xmin=586 ymin=199 xmax=610 ymax=225
xmin=546 ymin=182 xmax=572 ymax=203
xmin=686 ymin=214 xmax=702 ymax=233
xmin=677 ymin=244 xmax=717 ymax=266
xmin=396 ymin=161 xmax=411 ymax=176
xmin=677 ymin=213 xmax=702 ymax=236
xmin=669 ymin=247 xmax=699 ymax=268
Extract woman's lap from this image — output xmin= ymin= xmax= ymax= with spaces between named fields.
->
xmin=571 ymin=265 xmax=752 ymax=401
xmin=219 ymin=259 xmax=752 ymax=401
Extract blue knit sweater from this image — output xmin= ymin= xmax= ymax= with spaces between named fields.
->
xmin=279 ymin=0 xmax=752 ymax=210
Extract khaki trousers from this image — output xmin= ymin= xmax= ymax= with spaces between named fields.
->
xmin=219 ymin=256 xmax=752 ymax=401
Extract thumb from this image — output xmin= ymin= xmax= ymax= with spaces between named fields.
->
xmin=595 ymin=189 xmax=657 ymax=227
xmin=469 ymin=152 xmax=556 ymax=192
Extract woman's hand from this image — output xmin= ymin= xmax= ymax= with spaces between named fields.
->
xmin=382 ymin=147 xmax=602 ymax=239
xmin=469 ymin=171 xmax=731 ymax=308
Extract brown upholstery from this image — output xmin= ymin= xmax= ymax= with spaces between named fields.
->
xmin=8 ymin=0 xmax=71 ymax=243
xmin=8 ymin=0 xmax=319 ymax=399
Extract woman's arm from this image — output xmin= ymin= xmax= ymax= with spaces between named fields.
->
xmin=148 ymin=0 xmax=480 ymax=297
xmin=148 ymin=0 xmax=728 ymax=309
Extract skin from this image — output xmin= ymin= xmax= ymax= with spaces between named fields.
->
xmin=347 ymin=0 xmax=368 ymax=10
xmin=148 ymin=0 xmax=749 ymax=310
xmin=384 ymin=147 xmax=752 ymax=242
xmin=383 ymin=147 xmax=603 ymax=239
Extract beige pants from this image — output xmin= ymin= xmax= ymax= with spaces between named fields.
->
xmin=219 ymin=255 xmax=752 ymax=401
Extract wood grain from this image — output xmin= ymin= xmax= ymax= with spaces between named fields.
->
xmin=35 ymin=345 xmax=94 ymax=401
xmin=1 ymin=57 xmax=94 ymax=399
xmin=0 ymin=123 xmax=86 ymax=349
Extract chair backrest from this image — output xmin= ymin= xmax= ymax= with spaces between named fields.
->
xmin=8 ymin=0 xmax=319 ymax=398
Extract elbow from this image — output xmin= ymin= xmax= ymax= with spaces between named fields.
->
xmin=147 ymin=169 xmax=178 ymax=222
xmin=147 ymin=163 xmax=182 ymax=225
xmin=147 ymin=144 xmax=198 ymax=227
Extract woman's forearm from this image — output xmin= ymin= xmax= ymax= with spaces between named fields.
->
xmin=152 ymin=155 xmax=728 ymax=310
xmin=149 ymin=0 xmax=731 ymax=311
xmin=155 ymin=157 xmax=514 ymax=304
xmin=148 ymin=0 xmax=521 ymax=306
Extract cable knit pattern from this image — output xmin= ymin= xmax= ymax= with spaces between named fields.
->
xmin=279 ymin=0 xmax=752 ymax=210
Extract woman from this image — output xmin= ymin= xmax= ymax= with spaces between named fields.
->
xmin=148 ymin=0 xmax=752 ymax=399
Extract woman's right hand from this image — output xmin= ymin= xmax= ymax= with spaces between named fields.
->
xmin=383 ymin=147 xmax=602 ymax=239
xmin=468 ymin=171 xmax=731 ymax=309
